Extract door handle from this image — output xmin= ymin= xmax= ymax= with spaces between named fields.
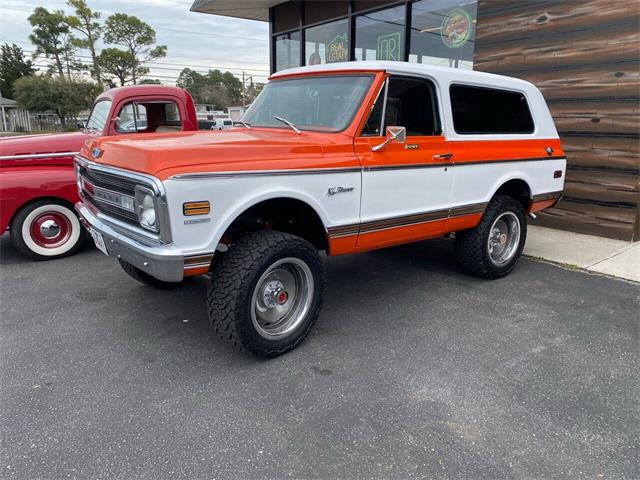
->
xmin=433 ymin=153 xmax=453 ymax=160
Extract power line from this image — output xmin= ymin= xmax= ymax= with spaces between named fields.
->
xmin=0 ymin=38 xmax=269 ymax=68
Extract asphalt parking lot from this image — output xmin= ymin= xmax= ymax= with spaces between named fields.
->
xmin=1 ymin=234 xmax=638 ymax=479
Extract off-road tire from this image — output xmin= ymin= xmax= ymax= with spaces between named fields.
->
xmin=10 ymin=199 xmax=86 ymax=261
xmin=207 ymin=230 xmax=325 ymax=358
xmin=119 ymin=259 xmax=182 ymax=288
xmin=455 ymin=194 xmax=527 ymax=279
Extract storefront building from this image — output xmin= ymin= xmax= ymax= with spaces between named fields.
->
xmin=191 ymin=0 xmax=639 ymax=241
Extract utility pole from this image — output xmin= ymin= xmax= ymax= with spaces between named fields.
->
xmin=242 ymin=71 xmax=245 ymax=109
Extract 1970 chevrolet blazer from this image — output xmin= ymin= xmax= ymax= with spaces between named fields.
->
xmin=76 ymin=62 xmax=565 ymax=357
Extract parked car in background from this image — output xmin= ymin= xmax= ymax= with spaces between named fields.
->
xmin=76 ymin=62 xmax=565 ymax=357
xmin=211 ymin=118 xmax=234 ymax=130
xmin=0 ymin=85 xmax=199 ymax=260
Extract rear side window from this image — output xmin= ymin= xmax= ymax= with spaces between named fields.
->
xmin=450 ymin=85 xmax=534 ymax=134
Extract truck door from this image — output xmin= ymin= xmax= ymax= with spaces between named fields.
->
xmin=354 ymin=75 xmax=453 ymax=251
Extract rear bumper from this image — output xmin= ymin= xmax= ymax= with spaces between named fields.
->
xmin=76 ymin=201 xmax=185 ymax=282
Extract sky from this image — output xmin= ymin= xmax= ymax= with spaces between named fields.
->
xmin=0 ymin=0 xmax=271 ymax=84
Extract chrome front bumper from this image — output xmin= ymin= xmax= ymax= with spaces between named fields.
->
xmin=76 ymin=201 xmax=185 ymax=282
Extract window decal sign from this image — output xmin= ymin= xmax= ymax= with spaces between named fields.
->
xmin=441 ymin=8 xmax=472 ymax=48
xmin=327 ymin=34 xmax=349 ymax=63
xmin=377 ymin=32 xmax=401 ymax=61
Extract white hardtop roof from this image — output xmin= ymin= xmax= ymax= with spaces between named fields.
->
xmin=271 ymin=61 xmax=532 ymax=89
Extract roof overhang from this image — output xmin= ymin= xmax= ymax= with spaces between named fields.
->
xmin=190 ymin=0 xmax=286 ymax=22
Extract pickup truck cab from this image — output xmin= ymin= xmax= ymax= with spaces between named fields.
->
xmin=0 ymin=85 xmax=198 ymax=260
xmin=76 ymin=62 xmax=565 ymax=357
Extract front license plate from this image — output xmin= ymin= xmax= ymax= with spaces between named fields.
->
xmin=90 ymin=229 xmax=109 ymax=256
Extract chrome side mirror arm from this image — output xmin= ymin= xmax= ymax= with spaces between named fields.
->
xmin=372 ymin=126 xmax=406 ymax=152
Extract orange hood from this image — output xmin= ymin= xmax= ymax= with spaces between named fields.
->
xmin=81 ymin=128 xmax=358 ymax=180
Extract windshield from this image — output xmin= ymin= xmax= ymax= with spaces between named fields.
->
xmin=86 ymin=99 xmax=112 ymax=132
xmin=241 ymin=75 xmax=372 ymax=132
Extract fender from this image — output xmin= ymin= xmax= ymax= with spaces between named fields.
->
xmin=486 ymin=170 xmax=534 ymax=205
xmin=0 ymin=166 xmax=79 ymax=232
xmin=208 ymin=187 xmax=332 ymax=252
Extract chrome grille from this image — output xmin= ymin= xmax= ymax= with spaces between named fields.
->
xmin=78 ymin=163 xmax=139 ymax=227
xmin=81 ymin=168 xmax=137 ymax=195
xmin=89 ymin=197 xmax=139 ymax=224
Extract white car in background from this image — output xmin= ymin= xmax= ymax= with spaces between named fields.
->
xmin=211 ymin=118 xmax=233 ymax=130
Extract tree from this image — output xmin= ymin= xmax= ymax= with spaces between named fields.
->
xmin=103 ymin=13 xmax=166 ymax=84
xmin=28 ymin=7 xmax=78 ymax=80
xmin=14 ymin=75 xmax=99 ymax=128
xmin=176 ymin=68 xmax=244 ymax=110
xmin=97 ymin=48 xmax=138 ymax=86
xmin=66 ymin=0 xmax=102 ymax=84
xmin=244 ymin=81 xmax=264 ymax=105
xmin=0 ymin=44 xmax=36 ymax=99
xmin=138 ymin=78 xmax=161 ymax=85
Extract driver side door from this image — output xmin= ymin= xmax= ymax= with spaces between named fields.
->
xmin=354 ymin=75 xmax=454 ymax=251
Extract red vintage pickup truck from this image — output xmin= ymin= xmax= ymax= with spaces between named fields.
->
xmin=0 ymin=85 xmax=198 ymax=260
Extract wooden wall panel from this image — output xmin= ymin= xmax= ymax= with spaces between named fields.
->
xmin=474 ymin=0 xmax=640 ymax=241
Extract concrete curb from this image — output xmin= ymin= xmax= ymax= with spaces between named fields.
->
xmin=524 ymin=226 xmax=640 ymax=283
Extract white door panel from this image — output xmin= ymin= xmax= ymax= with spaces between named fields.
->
xmin=361 ymin=166 xmax=452 ymax=221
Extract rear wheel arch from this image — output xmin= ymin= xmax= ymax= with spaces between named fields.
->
xmin=491 ymin=178 xmax=532 ymax=212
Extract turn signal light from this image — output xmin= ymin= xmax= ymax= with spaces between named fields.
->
xmin=183 ymin=201 xmax=210 ymax=216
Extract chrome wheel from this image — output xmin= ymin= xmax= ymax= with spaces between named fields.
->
xmin=487 ymin=212 xmax=521 ymax=266
xmin=250 ymin=257 xmax=314 ymax=339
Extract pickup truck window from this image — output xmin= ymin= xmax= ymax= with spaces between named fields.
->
xmin=242 ymin=75 xmax=372 ymax=133
xmin=116 ymin=103 xmax=148 ymax=133
xmin=450 ymin=84 xmax=534 ymax=134
xmin=86 ymin=100 xmax=112 ymax=132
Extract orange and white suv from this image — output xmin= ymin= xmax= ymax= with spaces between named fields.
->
xmin=76 ymin=62 xmax=565 ymax=357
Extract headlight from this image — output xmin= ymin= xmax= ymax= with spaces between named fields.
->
xmin=135 ymin=186 xmax=158 ymax=232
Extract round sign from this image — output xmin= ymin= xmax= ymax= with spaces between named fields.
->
xmin=441 ymin=8 xmax=472 ymax=49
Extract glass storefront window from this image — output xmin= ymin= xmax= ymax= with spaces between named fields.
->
xmin=305 ymin=19 xmax=349 ymax=65
xmin=275 ymin=31 xmax=301 ymax=72
xmin=409 ymin=0 xmax=478 ymax=69
xmin=355 ymin=5 xmax=406 ymax=62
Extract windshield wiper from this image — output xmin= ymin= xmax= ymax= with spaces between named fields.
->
xmin=273 ymin=116 xmax=301 ymax=135
xmin=234 ymin=120 xmax=251 ymax=129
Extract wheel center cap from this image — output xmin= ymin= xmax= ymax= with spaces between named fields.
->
xmin=40 ymin=219 xmax=61 ymax=239
xmin=262 ymin=280 xmax=287 ymax=308
xmin=499 ymin=233 xmax=508 ymax=244
xmin=277 ymin=291 xmax=288 ymax=305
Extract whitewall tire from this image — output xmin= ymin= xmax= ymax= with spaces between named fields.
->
xmin=10 ymin=200 xmax=85 ymax=260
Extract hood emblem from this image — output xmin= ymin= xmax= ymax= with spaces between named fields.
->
xmin=91 ymin=147 xmax=103 ymax=159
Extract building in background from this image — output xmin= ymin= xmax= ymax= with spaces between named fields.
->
xmin=191 ymin=0 xmax=639 ymax=241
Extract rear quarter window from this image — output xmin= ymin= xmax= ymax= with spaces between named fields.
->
xmin=449 ymin=84 xmax=534 ymax=134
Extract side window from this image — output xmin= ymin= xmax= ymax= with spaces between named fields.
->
xmin=450 ymin=85 xmax=534 ymax=134
xmin=383 ymin=77 xmax=440 ymax=136
xmin=116 ymin=103 xmax=147 ymax=133
xmin=361 ymin=85 xmax=385 ymax=136
xmin=164 ymin=103 xmax=181 ymax=125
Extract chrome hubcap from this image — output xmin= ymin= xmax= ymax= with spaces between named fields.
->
xmin=40 ymin=219 xmax=61 ymax=239
xmin=488 ymin=212 xmax=521 ymax=266
xmin=251 ymin=258 xmax=314 ymax=339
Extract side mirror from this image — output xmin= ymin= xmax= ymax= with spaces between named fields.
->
xmin=372 ymin=126 xmax=406 ymax=152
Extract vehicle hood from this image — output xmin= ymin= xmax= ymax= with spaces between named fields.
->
xmin=82 ymin=128 xmax=357 ymax=179
xmin=0 ymin=131 xmax=93 ymax=157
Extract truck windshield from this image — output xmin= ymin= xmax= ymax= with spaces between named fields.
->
xmin=241 ymin=75 xmax=372 ymax=133
xmin=86 ymin=100 xmax=112 ymax=132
